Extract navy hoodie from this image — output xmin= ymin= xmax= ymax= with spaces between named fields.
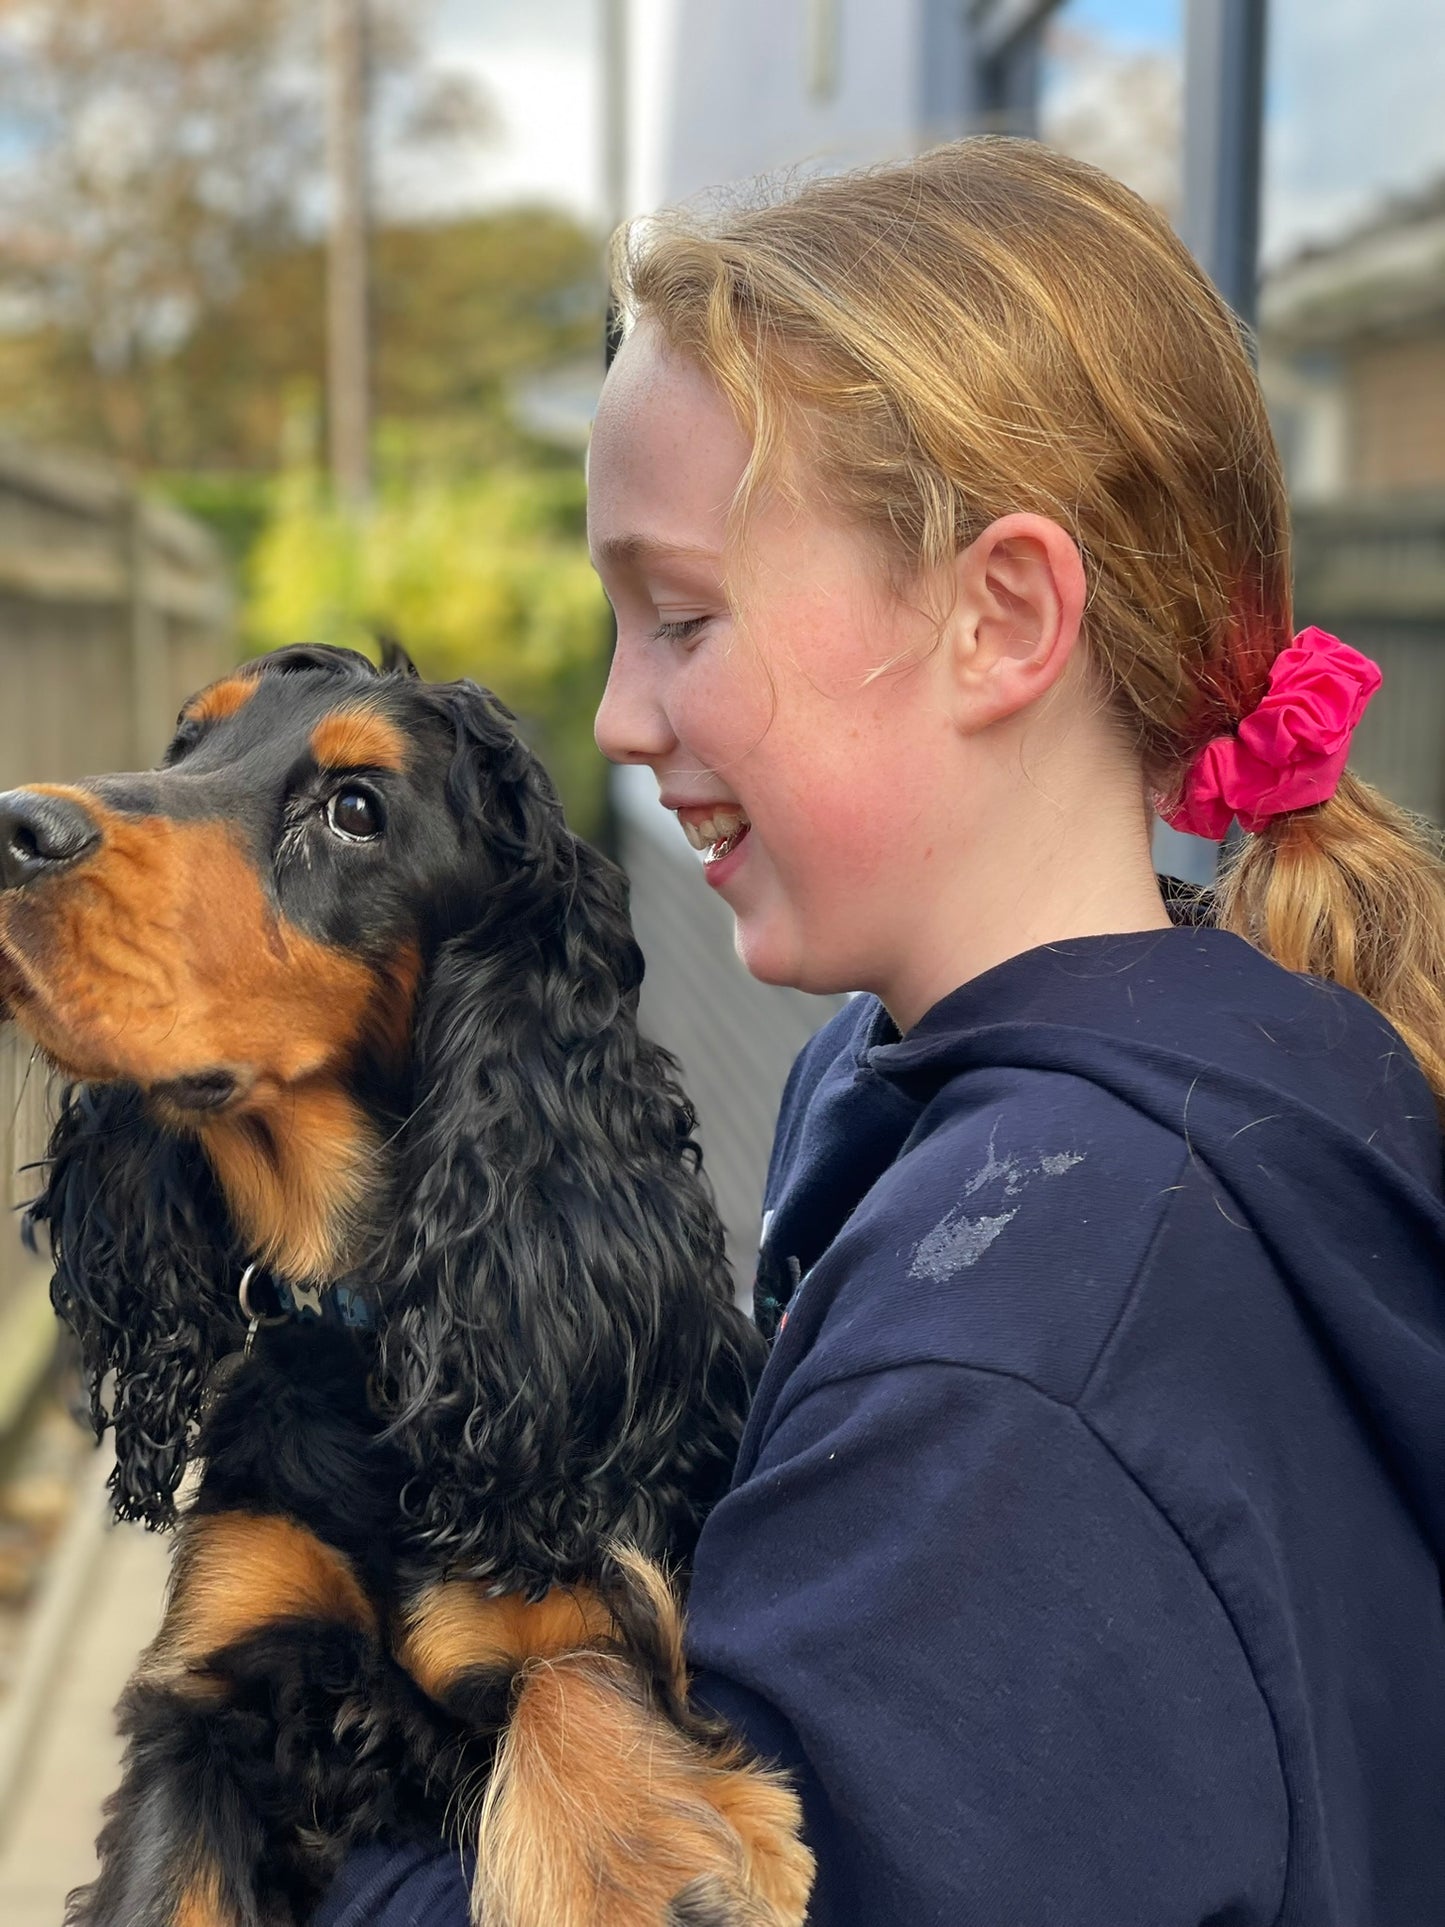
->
xmin=315 ymin=926 xmax=1445 ymax=1927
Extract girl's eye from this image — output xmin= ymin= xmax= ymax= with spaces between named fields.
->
xmin=650 ymin=616 xmax=709 ymax=646
xmin=326 ymin=788 xmax=384 ymax=842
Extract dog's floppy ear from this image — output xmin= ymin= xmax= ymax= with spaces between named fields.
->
xmin=376 ymin=631 xmax=421 ymax=679
xmin=377 ymin=681 xmax=763 ymax=1589
xmin=25 ymin=1081 xmax=247 ymax=1527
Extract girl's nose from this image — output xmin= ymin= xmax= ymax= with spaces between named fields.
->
xmin=594 ymin=639 xmax=676 ymax=767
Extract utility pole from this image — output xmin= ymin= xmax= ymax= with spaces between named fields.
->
xmin=1181 ymin=0 xmax=1269 ymax=336
xmin=1154 ymin=0 xmax=1269 ymax=885
xmin=601 ymin=0 xmax=629 ymax=367
xmin=326 ymin=0 xmax=371 ymax=508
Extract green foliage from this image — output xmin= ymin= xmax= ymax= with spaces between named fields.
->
xmin=152 ymin=471 xmax=275 ymax=577
xmin=0 ymin=206 xmax=605 ymax=475
xmin=125 ymin=205 xmax=614 ymax=842
xmin=372 ymin=207 xmax=603 ymax=423
xmin=247 ymin=464 xmax=614 ymax=839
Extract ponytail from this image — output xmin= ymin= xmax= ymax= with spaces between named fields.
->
xmin=1214 ymin=772 xmax=1445 ymax=1107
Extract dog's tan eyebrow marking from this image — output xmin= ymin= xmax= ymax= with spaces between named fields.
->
xmin=186 ymin=676 xmax=257 ymax=727
xmin=310 ymin=707 xmax=408 ymax=774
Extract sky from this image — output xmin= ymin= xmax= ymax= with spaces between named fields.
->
xmin=416 ymin=0 xmax=1445 ymax=263
xmin=386 ymin=0 xmax=597 ymax=221
xmin=1060 ymin=0 xmax=1445 ymax=258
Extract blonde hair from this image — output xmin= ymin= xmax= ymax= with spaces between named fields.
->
xmin=613 ymin=137 xmax=1445 ymax=1101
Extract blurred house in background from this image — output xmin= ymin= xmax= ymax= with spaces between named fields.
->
xmin=1263 ymin=176 xmax=1445 ymax=502
xmin=1261 ymin=178 xmax=1445 ymax=820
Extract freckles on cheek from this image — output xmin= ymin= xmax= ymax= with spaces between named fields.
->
xmin=679 ymin=652 xmax=774 ymax=767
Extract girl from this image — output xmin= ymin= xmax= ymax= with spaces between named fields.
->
xmin=320 ymin=138 xmax=1445 ymax=1925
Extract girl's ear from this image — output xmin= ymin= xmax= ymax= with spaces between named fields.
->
xmin=945 ymin=512 xmax=1089 ymax=732
xmin=25 ymin=1081 xmax=246 ymax=1528
xmin=376 ymin=684 xmax=762 ymax=1587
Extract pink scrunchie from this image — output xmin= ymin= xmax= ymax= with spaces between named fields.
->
xmin=1159 ymin=627 xmax=1382 ymax=841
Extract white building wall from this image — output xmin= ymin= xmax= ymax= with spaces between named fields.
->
xmin=626 ymin=0 xmax=930 ymax=213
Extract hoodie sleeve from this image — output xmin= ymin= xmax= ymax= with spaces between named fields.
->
xmin=686 ymin=1360 xmax=1289 ymax=1927
xmin=310 ymin=1839 xmax=471 ymax=1927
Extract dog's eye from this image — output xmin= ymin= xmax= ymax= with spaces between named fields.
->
xmin=326 ymin=788 xmax=384 ymax=842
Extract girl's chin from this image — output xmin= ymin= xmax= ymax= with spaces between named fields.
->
xmin=731 ymin=912 xmax=820 ymax=995
xmin=724 ymin=865 xmax=851 ymax=992
xmin=730 ymin=918 xmax=788 ymax=988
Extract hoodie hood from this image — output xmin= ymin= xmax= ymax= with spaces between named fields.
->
xmin=765 ymin=925 xmax=1445 ymax=1563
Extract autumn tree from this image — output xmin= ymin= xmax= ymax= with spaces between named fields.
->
xmin=0 ymin=0 xmax=505 ymax=468
xmin=131 ymin=205 xmax=605 ymax=474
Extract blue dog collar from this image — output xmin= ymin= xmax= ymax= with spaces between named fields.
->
xmin=238 ymin=1263 xmax=376 ymax=1352
xmin=277 ymin=1278 xmax=375 ymax=1329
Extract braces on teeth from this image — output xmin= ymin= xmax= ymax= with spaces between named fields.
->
xmin=705 ymin=823 xmax=749 ymax=863
xmin=678 ymin=808 xmax=751 ymax=860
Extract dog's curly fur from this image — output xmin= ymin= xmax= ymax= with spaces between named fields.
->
xmin=1 ymin=643 xmax=811 ymax=1927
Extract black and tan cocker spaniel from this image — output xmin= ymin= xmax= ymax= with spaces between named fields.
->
xmin=0 ymin=642 xmax=812 ymax=1927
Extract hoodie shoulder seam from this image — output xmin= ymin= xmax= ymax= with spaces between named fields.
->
xmin=1074 ymin=1137 xmax=1195 ymax=1407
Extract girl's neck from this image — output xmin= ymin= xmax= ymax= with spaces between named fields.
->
xmin=877 ymin=762 xmax=1172 ymax=1035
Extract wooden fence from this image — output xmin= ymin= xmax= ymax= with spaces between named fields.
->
xmin=0 ymin=444 xmax=233 ymax=1417
xmin=612 ymin=764 xmax=846 ymax=1304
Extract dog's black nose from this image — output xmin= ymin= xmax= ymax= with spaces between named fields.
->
xmin=0 ymin=790 xmax=100 ymax=892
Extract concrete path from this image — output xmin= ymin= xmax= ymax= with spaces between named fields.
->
xmin=0 ymin=1515 xmax=168 ymax=1927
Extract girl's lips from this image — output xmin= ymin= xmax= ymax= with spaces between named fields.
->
xmin=701 ymin=821 xmax=751 ymax=889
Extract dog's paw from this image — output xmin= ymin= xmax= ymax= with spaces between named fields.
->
xmin=695 ymin=1756 xmax=815 ymax=1926
xmin=471 ymin=1650 xmax=813 ymax=1927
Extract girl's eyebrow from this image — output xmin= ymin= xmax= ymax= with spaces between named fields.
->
xmin=593 ymin=535 xmax=721 ymax=572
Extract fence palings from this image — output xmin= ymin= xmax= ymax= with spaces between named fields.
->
xmin=0 ymin=444 xmax=233 ymax=1420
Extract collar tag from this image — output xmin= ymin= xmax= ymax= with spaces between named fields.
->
xmin=239 ymin=1262 xmax=288 ymax=1359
